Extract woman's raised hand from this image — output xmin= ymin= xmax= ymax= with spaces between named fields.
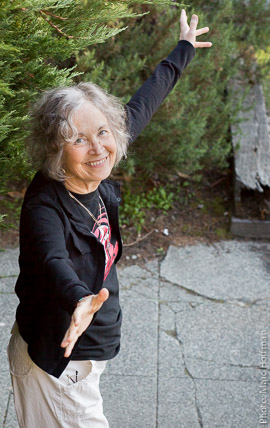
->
xmin=180 ymin=9 xmax=212 ymax=48
xmin=61 ymin=288 xmax=109 ymax=358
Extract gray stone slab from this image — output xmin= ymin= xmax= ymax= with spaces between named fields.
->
xmin=0 ymin=248 xmax=19 ymax=277
xmin=159 ymin=329 xmax=186 ymax=378
xmin=195 ymin=379 xmax=262 ymax=428
xmin=107 ymin=294 xmax=158 ymax=377
xmin=0 ymin=294 xmax=18 ymax=340
xmin=2 ymin=390 xmax=18 ymax=428
xmin=0 ymin=387 xmax=12 ymax=427
xmin=160 ymin=279 xmax=206 ymax=305
xmin=173 ymin=301 xmax=270 ymax=382
xmin=144 ymin=259 xmax=159 ymax=277
xmin=0 ymin=276 xmax=17 ymax=294
xmin=101 ymin=375 xmax=157 ymax=428
xmin=157 ymin=377 xmax=200 ymax=428
xmin=118 ymin=265 xmax=159 ymax=299
xmin=158 ymin=377 xmax=263 ymax=428
xmin=160 ymin=242 xmax=270 ymax=301
xmin=158 ymin=300 xmax=264 ymax=382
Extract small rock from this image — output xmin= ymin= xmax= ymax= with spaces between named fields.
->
xmin=163 ymin=228 xmax=169 ymax=236
xmin=126 ymin=256 xmax=130 ymax=260
xmin=131 ymin=255 xmax=138 ymax=260
xmin=197 ymin=204 xmax=204 ymax=209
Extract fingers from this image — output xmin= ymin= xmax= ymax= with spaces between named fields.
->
xmin=195 ymin=26 xmax=212 ymax=48
xmin=189 ymin=14 xmax=198 ymax=33
xmin=63 ymin=339 xmax=75 ymax=357
xmin=180 ymin=10 xmax=212 ymax=48
xmin=180 ymin=8 xmax=189 ymax=37
xmin=180 ymin=9 xmax=187 ymax=25
xmin=60 ymin=288 xmax=109 ymax=357
xmin=61 ymin=318 xmax=79 ymax=356
xmin=87 ymin=288 xmax=109 ymax=317
xmin=61 ymin=318 xmax=87 ymax=357
xmin=196 ymin=27 xmax=210 ymax=37
xmin=97 ymin=288 xmax=109 ymax=303
xmin=195 ymin=41 xmax=213 ymax=48
xmin=61 ymin=327 xmax=76 ymax=348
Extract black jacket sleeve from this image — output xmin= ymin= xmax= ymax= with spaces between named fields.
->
xmin=125 ymin=40 xmax=195 ymax=143
xmin=18 ymin=196 xmax=92 ymax=315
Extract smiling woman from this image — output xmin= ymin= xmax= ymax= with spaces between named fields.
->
xmin=7 ymin=9 xmax=212 ymax=428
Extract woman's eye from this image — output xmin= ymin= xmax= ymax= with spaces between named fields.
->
xmin=74 ymin=137 xmax=86 ymax=145
xmin=99 ymin=130 xmax=108 ymax=136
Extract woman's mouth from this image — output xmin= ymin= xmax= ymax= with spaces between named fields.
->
xmin=85 ymin=156 xmax=108 ymax=167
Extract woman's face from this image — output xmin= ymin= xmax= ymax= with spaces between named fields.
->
xmin=63 ymin=101 xmax=117 ymax=193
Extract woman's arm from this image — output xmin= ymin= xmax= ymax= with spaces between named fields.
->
xmin=125 ymin=10 xmax=212 ymax=143
xmin=20 ymin=197 xmax=109 ymax=356
xmin=125 ymin=40 xmax=195 ymax=143
xmin=19 ymin=201 xmax=92 ymax=311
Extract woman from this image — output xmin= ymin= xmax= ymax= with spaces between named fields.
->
xmin=7 ymin=10 xmax=212 ymax=428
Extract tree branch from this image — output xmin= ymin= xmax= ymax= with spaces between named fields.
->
xmin=40 ymin=9 xmax=68 ymax=21
xmin=123 ymin=229 xmax=155 ymax=247
xmin=39 ymin=11 xmax=90 ymax=40
xmin=39 ymin=11 xmax=75 ymax=39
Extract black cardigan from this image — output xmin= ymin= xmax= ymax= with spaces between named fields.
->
xmin=15 ymin=40 xmax=195 ymax=377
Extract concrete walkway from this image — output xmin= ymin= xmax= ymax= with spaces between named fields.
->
xmin=0 ymin=240 xmax=269 ymax=427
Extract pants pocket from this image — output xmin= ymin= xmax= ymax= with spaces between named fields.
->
xmin=59 ymin=360 xmax=93 ymax=386
xmin=58 ymin=360 xmax=105 ymax=421
xmin=7 ymin=323 xmax=33 ymax=377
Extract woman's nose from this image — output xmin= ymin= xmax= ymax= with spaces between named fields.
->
xmin=87 ymin=138 xmax=104 ymax=155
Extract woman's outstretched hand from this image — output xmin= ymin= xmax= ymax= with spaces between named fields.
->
xmin=61 ymin=288 xmax=109 ymax=357
xmin=180 ymin=9 xmax=212 ymax=48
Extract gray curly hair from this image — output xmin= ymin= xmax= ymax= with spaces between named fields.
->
xmin=27 ymin=82 xmax=130 ymax=181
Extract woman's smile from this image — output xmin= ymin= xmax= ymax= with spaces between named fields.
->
xmin=85 ymin=155 xmax=109 ymax=168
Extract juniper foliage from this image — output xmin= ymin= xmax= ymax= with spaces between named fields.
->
xmin=0 ymin=0 xmax=178 ymax=228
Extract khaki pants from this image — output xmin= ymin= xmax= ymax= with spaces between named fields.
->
xmin=7 ymin=323 xmax=109 ymax=428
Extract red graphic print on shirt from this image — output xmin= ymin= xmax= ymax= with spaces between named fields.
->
xmin=92 ymin=201 xmax=118 ymax=280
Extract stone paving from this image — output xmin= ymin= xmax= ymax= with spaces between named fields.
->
xmin=0 ymin=240 xmax=270 ymax=427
